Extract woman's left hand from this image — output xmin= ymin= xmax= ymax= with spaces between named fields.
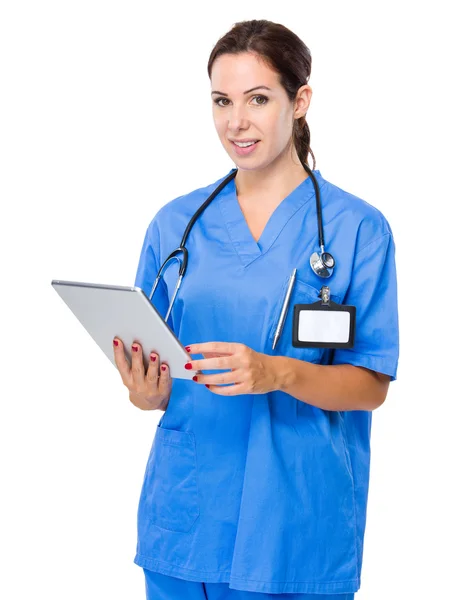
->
xmin=184 ymin=342 xmax=279 ymax=395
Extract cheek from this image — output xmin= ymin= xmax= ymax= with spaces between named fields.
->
xmin=277 ymin=114 xmax=293 ymax=143
xmin=265 ymin=110 xmax=290 ymax=146
xmin=215 ymin=125 xmax=229 ymax=148
xmin=212 ymin=111 xmax=225 ymax=132
xmin=212 ymin=116 xmax=222 ymax=134
xmin=266 ymin=126 xmax=288 ymax=154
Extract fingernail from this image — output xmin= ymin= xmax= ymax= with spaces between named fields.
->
xmin=193 ymin=375 xmax=198 ymax=382
xmin=113 ymin=339 xmax=118 ymax=347
xmin=132 ymin=345 xmax=138 ymax=352
xmin=205 ymin=384 xmax=210 ymax=388
xmin=185 ymin=346 xmax=191 ymax=352
xmin=150 ymin=355 xmax=157 ymax=362
xmin=185 ymin=363 xmax=192 ymax=370
xmin=161 ymin=365 xmax=166 ymax=371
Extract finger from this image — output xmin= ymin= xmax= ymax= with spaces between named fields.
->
xmin=206 ymin=380 xmax=245 ymax=395
xmin=189 ymin=355 xmax=236 ymax=372
xmin=113 ymin=337 xmax=132 ymax=385
xmin=130 ymin=341 xmax=146 ymax=388
xmin=201 ymin=352 xmax=234 ymax=359
xmin=146 ymin=351 xmax=160 ymax=389
xmin=158 ymin=362 xmax=172 ymax=393
xmin=198 ymin=368 xmax=240 ymax=386
xmin=186 ymin=342 xmax=238 ymax=356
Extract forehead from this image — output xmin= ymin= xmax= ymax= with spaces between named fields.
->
xmin=210 ymin=52 xmax=279 ymax=91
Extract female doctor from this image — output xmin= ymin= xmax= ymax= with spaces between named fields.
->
xmin=113 ymin=19 xmax=399 ymax=600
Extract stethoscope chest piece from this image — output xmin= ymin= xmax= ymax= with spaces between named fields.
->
xmin=310 ymin=250 xmax=335 ymax=278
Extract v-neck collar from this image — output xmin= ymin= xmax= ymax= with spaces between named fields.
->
xmin=217 ymin=167 xmax=326 ymax=267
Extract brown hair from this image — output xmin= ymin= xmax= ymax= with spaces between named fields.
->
xmin=207 ymin=19 xmax=316 ymax=169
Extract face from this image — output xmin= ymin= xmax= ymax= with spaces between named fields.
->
xmin=210 ymin=52 xmax=311 ymax=170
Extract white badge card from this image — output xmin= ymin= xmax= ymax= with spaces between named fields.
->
xmin=292 ymin=287 xmax=356 ymax=349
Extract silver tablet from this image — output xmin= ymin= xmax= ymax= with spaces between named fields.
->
xmin=51 ymin=280 xmax=198 ymax=380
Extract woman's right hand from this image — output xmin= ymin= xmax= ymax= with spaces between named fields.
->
xmin=113 ymin=337 xmax=172 ymax=411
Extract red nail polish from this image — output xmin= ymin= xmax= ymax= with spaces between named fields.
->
xmin=205 ymin=384 xmax=210 ymax=388
xmin=185 ymin=363 xmax=192 ymax=370
xmin=132 ymin=345 xmax=138 ymax=352
xmin=113 ymin=340 xmax=118 ymax=347
xmin=185 ymin=346 xmax=191 ymax=352
xmin=193 ymin=375 xmax=198 ymax=382
xmin=150 ymin=355 xmax=157 ymax=362
xmin=161 ymin=365 xmax=166 ymax=371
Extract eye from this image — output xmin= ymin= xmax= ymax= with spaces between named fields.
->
xmin=252 ymin=95 xmax=268 ymax=105
xmin=213 ymin=94 xmax=269 ymax=107
xmin=213 ymin=97 xmax=230 ymax=107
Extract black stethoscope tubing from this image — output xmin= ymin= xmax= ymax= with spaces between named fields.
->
xmin=149 ymin=162 xmax=334 ymax=322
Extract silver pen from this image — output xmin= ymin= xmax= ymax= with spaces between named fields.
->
xmin=272 ymin=268 xmax=297 ymax=350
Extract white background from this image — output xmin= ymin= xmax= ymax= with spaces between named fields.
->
xmin=1 ymin=1 xmax=463 ymax=598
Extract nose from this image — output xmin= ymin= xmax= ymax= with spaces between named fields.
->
xmin=227 ymin=103 xmax=249 ymax=132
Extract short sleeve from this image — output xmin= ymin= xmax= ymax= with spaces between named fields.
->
xmin=134 ymin=218 xmax=174 ymax=331
xmin=330 ymin=232 xmax=399 ymax=381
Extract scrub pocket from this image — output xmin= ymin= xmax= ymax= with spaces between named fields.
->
xmin=147 ymin=424 xmax=200 ymax=533
xmin=269 ymin=276 xmax=341 ymax=363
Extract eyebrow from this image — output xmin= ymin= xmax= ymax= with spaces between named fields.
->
xmin=211 ymin=85 xmax=272 ymax=96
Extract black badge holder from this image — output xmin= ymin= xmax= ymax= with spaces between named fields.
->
xmin=292 ymin=285 xmax=356 ymax=349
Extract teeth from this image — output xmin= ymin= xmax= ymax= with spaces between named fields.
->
xmin=234 ymin=140 xmax=257 ymax=147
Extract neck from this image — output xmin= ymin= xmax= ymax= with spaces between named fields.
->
xmin=234 ymin=143 xmax=309 ymax=199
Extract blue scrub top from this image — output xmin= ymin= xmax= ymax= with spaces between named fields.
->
xmin=132 ymin=168 xmax=399 ymax=595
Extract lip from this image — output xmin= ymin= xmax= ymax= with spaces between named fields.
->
xmin=229 ymin=138 xmax=260 ymax=143
xmin=230 ymin=139 xmax=260 ymax=156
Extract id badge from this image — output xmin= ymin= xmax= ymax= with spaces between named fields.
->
xmin=292 ymin=286 xmax=356 ymax=349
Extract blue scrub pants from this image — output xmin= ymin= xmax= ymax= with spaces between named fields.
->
xmin=143 ymin=569 xmax=355 ymax=599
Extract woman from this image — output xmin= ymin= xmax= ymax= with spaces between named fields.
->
xmin=113 ymin=19 xmax=399 ymax=600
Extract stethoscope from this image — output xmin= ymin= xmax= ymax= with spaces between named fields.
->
xmin=149 ymin=162 xmax=335 ymax=323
